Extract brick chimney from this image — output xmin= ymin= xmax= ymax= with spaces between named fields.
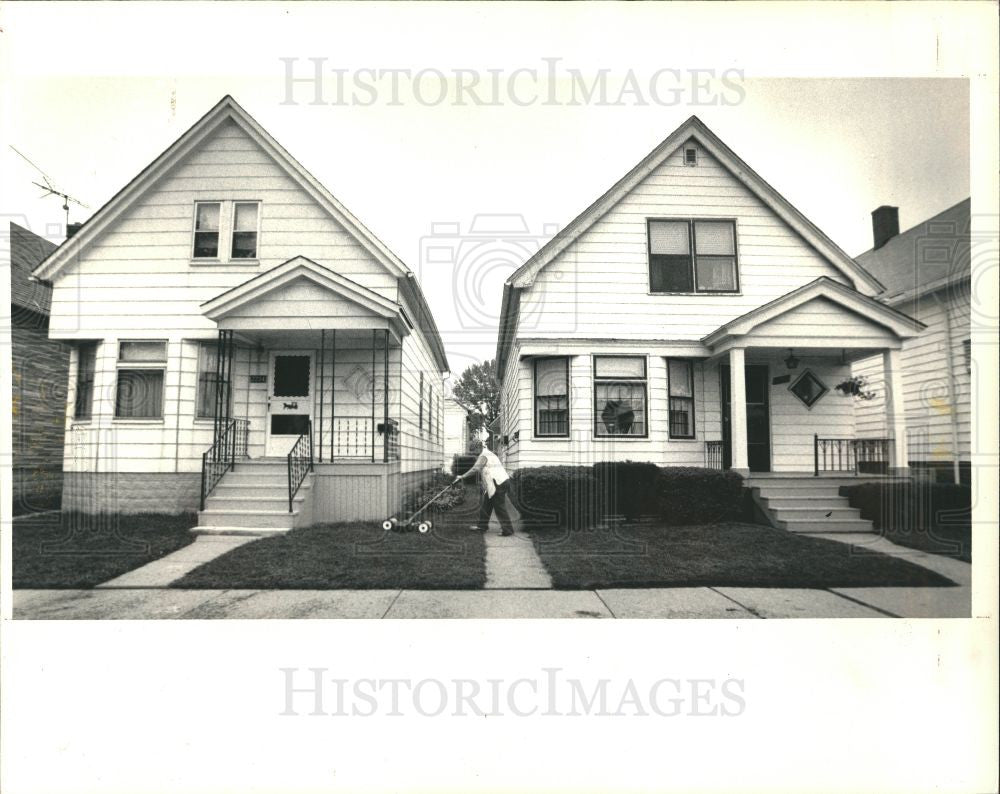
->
xmin=871 ymin=206 xmax=899 ymax=250
xmin=66 ymin=222 xmax=83 ymax=239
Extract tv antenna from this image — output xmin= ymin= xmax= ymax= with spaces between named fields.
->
xmin=9 ymin=145 xmax=89 ymax=228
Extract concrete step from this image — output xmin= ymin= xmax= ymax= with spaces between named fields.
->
xmin=778 ymin=518 xmax=873 ymax=533
xmin=191 ymin=526 xmax=291 ymax=536
xmin=203 ymin=495 xmax=304 ymax=512
xmin=198 ymin=509 xmax=297 ymax=530
xmin=213 ymin=482 xmax=311 ymax=500
xmin=770 ymin=507 xmax=863 ymax=521
xmin=761 ymin=495 xmax=851 ymax=508
xmin=216 ymin=472 xmax=290 ymax=486
xmin=233 ymin=458 xmax=294 ymax=470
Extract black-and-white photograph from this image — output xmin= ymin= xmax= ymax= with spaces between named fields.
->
xmin=2 ymin=3 xmax=996 ymax=793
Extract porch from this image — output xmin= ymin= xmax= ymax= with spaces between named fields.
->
xmin=195 ymin=256 xmax=413 ymax=530
xmin=700 ymin=278 xmax=926 ymax=478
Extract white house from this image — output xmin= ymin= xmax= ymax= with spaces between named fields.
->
xmin=851 ymin=199 xmax=971 ymax=484
xmin=495 ymin=117 xmax=927 ymax=531
xmin=441 ymin=395 xmax=472 ymax=466
xmin=33 ymin=96 xmax=449 ymax=531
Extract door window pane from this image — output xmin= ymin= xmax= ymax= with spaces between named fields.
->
xmin=273 ymin=356 xmax=310 ymax=397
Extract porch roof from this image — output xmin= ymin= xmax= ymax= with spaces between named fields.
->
xmin=201 ymin=256 xmax=409 ymax=335
xmin=702 ymin=277 xmax=926 ymax=356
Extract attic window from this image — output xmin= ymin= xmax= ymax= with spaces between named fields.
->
xmin=193 ymin=202 xmax=221 ymax=258
xmin=684 ymin=147 xmax=697 ymax=166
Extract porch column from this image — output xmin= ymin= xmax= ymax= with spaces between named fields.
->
xmin=729 ymin=347 xmax=749 ymax=475
xmin=883 ymin=348 xmax=910 ymax=475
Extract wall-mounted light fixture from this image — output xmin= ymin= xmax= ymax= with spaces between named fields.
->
xmin=785 ymin=349 xmax=800 ymax=370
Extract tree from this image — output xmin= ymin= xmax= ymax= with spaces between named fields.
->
xmin=451 ymin=359 xmax=500 ymax=436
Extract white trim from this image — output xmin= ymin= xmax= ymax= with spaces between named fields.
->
xmin=507 ymin=117 xmax=884 ymax=295
xmin=33 ymin=95 xmax=410 ymax=282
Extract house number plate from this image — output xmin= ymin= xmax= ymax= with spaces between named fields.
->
xmin=249 ymin=375 xmax=267 ymax=384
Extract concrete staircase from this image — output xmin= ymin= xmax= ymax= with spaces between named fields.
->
xmin=747 ymin=475 xmax=883 ymax=534
xmin=196 ymin=459 xmax=314 ymax=534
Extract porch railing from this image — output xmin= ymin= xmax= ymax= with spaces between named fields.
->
xmin=287 ymin=419 xmax=314 ymax=513
xmin=200 ymin=417 xmax=250 ymax=510
xmin=318 ymin=416 xmax=401 ymax=462
xmin=814 ymin=435 xmax=891 ymax=476
xmin=705 ymin=440 xmax=724 ymax=470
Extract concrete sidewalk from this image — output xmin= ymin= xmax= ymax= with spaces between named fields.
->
xmin=13 ymin=580 xmax=968 ymax=619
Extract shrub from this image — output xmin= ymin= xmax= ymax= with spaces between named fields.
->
xmin=402 ymin=471 xmax=466 ymax=516
xmin=510 ymin=466 xmax=598 ymax=530
xmin=451 ymin=453 xmax=480 ymax=478
xmin=592 ymin=461 xmax=661 ymax=521
xmin=840 ymin=482 xmax=971 ymax=560
xmin=511 ymin=464 xmax=745 ymax=529
xmin=653 ymin=467 xmax=745 ymax=526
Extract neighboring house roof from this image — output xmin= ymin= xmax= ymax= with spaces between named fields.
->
xmin=701 ymin=276 xmax=926 ymax=350
xmin=855 ymin=198 xmax=971 ymax=305
xmin=443 ymin=395 xmax=472 ymax=414
xmin=30 ymin=95 xmax=448 ymax=372
xmin=506 ymin=115 xmax=884 ymax=295
xmin=8 ymin=222 xmax=57 ymax=315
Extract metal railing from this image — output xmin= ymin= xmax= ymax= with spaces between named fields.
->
xmin=705 ymin=440 xmax=724 ymax=470
xmin=814 ymin=435 xmax=891 ymax=476
xmin=200 ymin=418 xmax=250 ymax=510
xmin=317 ymin=416 xmax=400 ymax=462
xmin=287 ymin=419 xmax=314 ymax=513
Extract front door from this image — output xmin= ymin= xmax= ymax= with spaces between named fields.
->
xmin=720 ymin=364 xmax=771 ymax=472
xmin=265 ymin=352 xmax=314 ymax=457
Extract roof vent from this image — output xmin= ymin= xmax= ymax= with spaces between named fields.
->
xmin=684 ymin=147 xmax=697 ymax=166
xmin=871 ymin=206 xmax=899 ymax=250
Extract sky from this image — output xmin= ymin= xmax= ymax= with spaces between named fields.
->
xmin=0 ymin=4 xmax=973 ymax=381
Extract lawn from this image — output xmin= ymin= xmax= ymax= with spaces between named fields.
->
xmin=13 ymin=512 xmax=197 ymax=588
xmin=171 ymin=519 xmax=487 ymax=589
xmin=529 ymin=521 xmax=957 ymax=589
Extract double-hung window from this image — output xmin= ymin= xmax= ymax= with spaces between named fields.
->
xmin=74 ymin=342 xmax=97 ymax=420
xmin=534 ymin=357 xmax=569 ymax=437
xmin=115 ymin=341 xmax=167 ymax=419
xmin=667 ymin=359 xmax=696 ymax=439
xmin=593 ymin=356 xmax=647 ymax=438
xmin=193 ymin=202 xmax=221 ymax=259
xmin=419 ymin=372 xmax=424 ymax=433
xmin=193 ymin=200 xmax=260 ymax=261
xmin=231 ymin=202 xmax=260 ymax=259
xmin=648 ymin=219 xmax=738 ymax=293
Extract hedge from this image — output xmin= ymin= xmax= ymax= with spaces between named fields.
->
xmin=510 ymin=464 xmax=745 ymax=529
xmin=840 ymin=482 xmax=971 ymax=560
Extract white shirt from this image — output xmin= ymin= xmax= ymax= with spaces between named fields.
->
xmin=466 ymin=447 xmax=510 ymax=498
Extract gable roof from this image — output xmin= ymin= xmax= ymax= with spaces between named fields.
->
xmin=27 ymin=95 xmax=449 ymax=372
xmin=855 ymin=198 xmax=970 ymax=304
xmin=32 ymin=95 xmax=409 ymax=283
xmin=201 ymin=256 xmax=402 ymax=321
xmin=8 ymin=222 xmax=57 ymax=314
xmin=701 ymin=277 xmax=925 ymax=349
xmin=506 ymin=115 xmax=884 ymax=296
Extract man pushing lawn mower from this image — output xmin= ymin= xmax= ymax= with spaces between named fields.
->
xmin=454 ymin=427 xmax=516 ymax=536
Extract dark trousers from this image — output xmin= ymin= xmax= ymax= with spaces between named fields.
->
xmin=478 ymin=480 xmax=515 ymax=533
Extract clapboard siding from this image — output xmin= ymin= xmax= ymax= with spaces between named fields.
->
xmin=518 ymin=141 xmax=851 ymax=340
xmin=54 ymin=112 xmax=446 ymax=490
xmin=854 ymin=283 xmax=971 ymax=463
xmin=50 ymin=119 xmax=396 ymax=340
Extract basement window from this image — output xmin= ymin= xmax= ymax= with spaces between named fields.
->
xmin=789 ymin=369 xmax=828 ymax=409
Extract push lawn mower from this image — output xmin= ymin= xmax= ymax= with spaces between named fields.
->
xmin=381 ymin=482 xmax=461 ymax=534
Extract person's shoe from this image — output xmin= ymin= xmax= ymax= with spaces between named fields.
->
xmin=469 ymin=525 xmax=487 ymax=531
xmin=500 ymin=530 xmax=514 ymax=536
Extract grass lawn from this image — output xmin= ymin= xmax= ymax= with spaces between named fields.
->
xmin=876 ymin=524 xmax=971 ymax=563
xmin=171 ymin=519 xmax=487 ymax=589
xmin=529 ymin=521 xmax=957 ymax=589
xmin=13 ymin=512 xmax=197 ymax=588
